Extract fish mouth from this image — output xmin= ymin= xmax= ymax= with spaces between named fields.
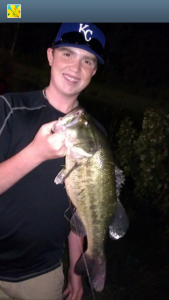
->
xmin=57 ymin=107 xmax=84 ymax=128
xmin=52 ymin=107 xmax=84 ymax=133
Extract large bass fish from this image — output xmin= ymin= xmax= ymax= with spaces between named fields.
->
xmin=53 ymin=106 xmax=129 ymax=292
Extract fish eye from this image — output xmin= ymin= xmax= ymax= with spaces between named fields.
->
xmin=76 ymin=111 xmax=80 ymax=115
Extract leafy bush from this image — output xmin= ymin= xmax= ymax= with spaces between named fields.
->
xmin=115 ymin=109 xmax=169 ymax=213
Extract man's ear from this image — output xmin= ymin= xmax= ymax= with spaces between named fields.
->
xmin=92 ymin=66 xmax=97 ymax=77
xmin=47 ymin=48 xmax=54 ymax=66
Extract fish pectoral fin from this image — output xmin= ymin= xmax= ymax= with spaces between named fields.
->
xmin=54 ymin=167 xmax=66 ymax=184
xmin=109 ymin=200 xmax=129 ymax=240
xmin=75 ymin=252 xmax=106 ymax=292
xmin=70 ymin=210 xmax=86 ymax=237
xmin=54 ymin=163 xmax=80 ymax=184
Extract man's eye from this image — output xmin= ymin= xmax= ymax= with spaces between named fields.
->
xmin=64 ymin=52 xmax=71 ymax=57
xmin=85 ymin=60 xmax=91 ymax=65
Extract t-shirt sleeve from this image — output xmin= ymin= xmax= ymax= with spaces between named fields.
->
xmin=0 ymin=95 xmax=13 ymax=162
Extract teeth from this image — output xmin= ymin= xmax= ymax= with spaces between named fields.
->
xmin=64 ymin=75 xmax=79 ymax=82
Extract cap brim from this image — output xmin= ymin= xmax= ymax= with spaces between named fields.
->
xmin=52 ymin=43 xmax=105 ymax=64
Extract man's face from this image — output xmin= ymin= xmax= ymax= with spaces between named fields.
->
xmin=47 ymin=46 xmax=97 ymax=98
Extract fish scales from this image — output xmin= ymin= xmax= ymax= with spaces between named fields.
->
xmin=66 ymin=142 xmax=115 ymax=237
xmin=67 ymin=151 xmax=115 ymax=290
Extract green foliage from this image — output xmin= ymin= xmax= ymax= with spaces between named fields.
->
xmin=115 ymin=109 xmax=169 ymax=213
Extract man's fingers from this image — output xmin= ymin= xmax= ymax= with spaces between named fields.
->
xmin=65 ymin=290 xmax=83 ymax=300
xmin=72 ymin=290 xmax=83 ymax=300
xmin=62 ymin=286 xmax=70 ymax=297
xmin=41 ymin=121 xmax=58 ymax=135
xmin=62 ymin=295 xmax=69 ymax=300
xmin=63 ymin=284 xmax=72 ymax=299
xmin=48 ymin=133 xmax=66 ymax=152
xmin=77 ymin=289 xmax=83 ymax=300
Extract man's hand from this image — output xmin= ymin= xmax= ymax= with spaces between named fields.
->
xmin=30 ymin=120 xmax=67 ymax=163
xmin=63 ymin=269 xmax=83 ymax=300
xmin=63 ymin=231 xmax=84 ymax=300
xmin=0 ymin=120 xmax=67 ymax=195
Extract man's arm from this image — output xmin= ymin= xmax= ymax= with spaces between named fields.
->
xmin=63 ymin=230 xmax=84 ymax=300
xmin=0 ymin=121 xmax=66 ymax=195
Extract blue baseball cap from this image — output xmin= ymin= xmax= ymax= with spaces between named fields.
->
xmin=52 ymin=23 xmax=105 ymax=64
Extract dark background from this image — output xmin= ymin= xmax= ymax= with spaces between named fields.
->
xmin=1 ymin=23 xmax=169 ymax=97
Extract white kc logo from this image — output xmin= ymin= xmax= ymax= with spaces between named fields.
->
xmin=79 ymin=24 xmax=93 ymax=42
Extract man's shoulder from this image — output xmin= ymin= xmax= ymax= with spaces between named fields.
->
xmin=1 ymin=90 xmax=46 ymax=109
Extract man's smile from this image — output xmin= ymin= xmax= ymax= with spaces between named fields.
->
xmin=63 ymin=73 xmax=80 ymax=83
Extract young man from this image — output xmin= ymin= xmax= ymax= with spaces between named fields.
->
xmin=0 ymin=23 xmax=105 ymax=300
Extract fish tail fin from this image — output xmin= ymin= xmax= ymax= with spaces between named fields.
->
xmin=75 ymin=251 xmax=106 ymax=292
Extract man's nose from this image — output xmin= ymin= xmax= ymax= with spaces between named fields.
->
xmin=70 ymin=59 xmax=81 ymax=72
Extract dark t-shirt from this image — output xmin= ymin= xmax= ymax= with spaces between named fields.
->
xmin=0 ymin=90 xmax=106 ymax=282
xmin=0 ymin=90 xmax=73 ymax=281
